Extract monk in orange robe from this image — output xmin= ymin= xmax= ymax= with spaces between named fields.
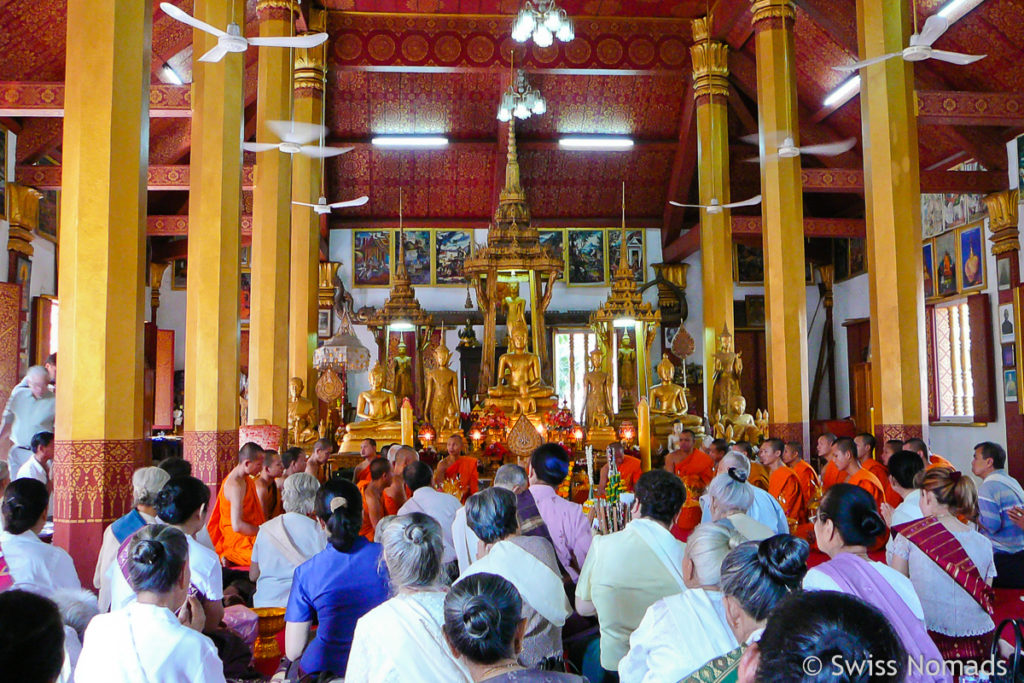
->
xmin=833 ymin=437 xmax=885 ymax=510
xmin=728 ymin=441 xmax=768 ymax=491
xmin=927 ymin=453 xmax=955 ymax=470
xmin=207 ymin=442 xmax=266 ymax=566
xmin=782 ymin=441 xmax=821 ymax=510
xmin=359 ymin=458 xmax=391 ymax=542
xmin=597 ymin=443 xmax=642 ymax=496
xmin=760 ymin=439 xmax=805 ymax=523
xmin=902 ymin=437 xmax=956 ymax=471
xmin=353 ymin=438 xmax=378 ymax=484
xmin=434 ymin=434 xmax=479 ymax=503
xmin=665 ymin=430 xmax=714 ymax=485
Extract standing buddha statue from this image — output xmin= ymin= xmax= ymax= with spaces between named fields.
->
xmin=389 ymin=341 xmax=414 ymax=406
xmin=618 ymin=330 xmax=637 ymax=406
xmin=583 ymin=348 xmax=613 ymax=430
xmin=424 ymin=342 xmax=461 ymax=441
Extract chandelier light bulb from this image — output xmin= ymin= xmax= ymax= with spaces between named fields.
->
xmin=533 ymin=24 xmax=554 ymax=47
xmin=497 ymin=105 xmax=512 ymax=122
xmin=556 ymin=18 xmax=574 ymax=42
xmin=543 ymin=9 xmax=561 ymax=31
xmin=511 ymin=0 xmax=574 ymax=46
xmin=517 ymin=9 xmax=536 ymax=36
xmin=514 ymin=101 xmax=530 ymax=119
xmin=532 ymin=96 xmax=546 ymax=115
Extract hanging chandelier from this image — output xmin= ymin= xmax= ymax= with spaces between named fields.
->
xmin=497 ymin=69 xmax=546 ymax=122
xmin=511 ymin=0 xmax=574 ymax=47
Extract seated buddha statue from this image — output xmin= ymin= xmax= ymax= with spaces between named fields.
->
xmin=649 ymin=354 xmax=703 ymax=439
xmin=713 ymin=393 xmax=762 ymax=444
xmin=340 ymin=364 xmax=404 ymax=451
xmin=287 ymin=377 xmax=319 ymax=447
xmin=486 ymin=320 xmax=557 ymax=417
xmin=424 ymin=342 xmax=461 ymax=441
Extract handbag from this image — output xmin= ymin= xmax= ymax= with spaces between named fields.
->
xmin=989 ymin=618 xmax=1024 ymax=683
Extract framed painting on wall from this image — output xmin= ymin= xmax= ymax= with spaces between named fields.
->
xmin=240 ymin=245 xmax=251 ymax=269
xmin=923 ymin=242 xmax=935 ymax=299
xmin=998 ymin=258 xmax=1012 ymax=291
xmin=538 ymin=229 xmax=566 ymax=281
xmin=317 ymin=309 xmax=332 ymax=339
xmin=733 ymin=242 xmax=764 ymax=285
xmin=1005 ymin=369 xmax=1018 ymax=403
xmin=353 ymin=230 xmax=390 ymax=287
xmin=171 ymin=258 xmax=187 ymax=290
xmin=239 ymin=271 xmax=251 ymax=328
xmin=1001 ymin=302 xmax=1015 ymax=344
xmin=567 ymin=229 xmax=605 ymax=285
xmin=959 ymin=223 xmax=985 ymax=292
xmin=394 ymin=229 xmax=431 ymax=285
xmin=435 ymin=230 xmax=472 ymax=285
xmin=608 ymin=229 xmax=645 ymax=282
xmin=848 ymin=238 xmax=866 ymax=277
xmin=0 ymin=124 xmax=6 ymax=222
xmin=37 ymin=190 xmax=58 ymax=243
xmin=1003 ymin=343 xmax=1015 ymax=369
xmin=933 ymin=231 xmax=958 ymax=297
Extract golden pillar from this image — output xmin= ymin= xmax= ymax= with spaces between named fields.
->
xmin=183 ymin=0 xmax=244 ymax=486
xmin=248 ymin=0 xmax=296 ymax=428
xmin=857 ymin=0 xmax=925 ymax=441
xmin=752 ymin=0 xmax=809 ymax=446
xmin=54 ymin=0 xmax=150 ymax=580
xmin=690 ymin=17 xmax=734 ymax=413
xmin=288 ymin=13 xmax=326 ymax=410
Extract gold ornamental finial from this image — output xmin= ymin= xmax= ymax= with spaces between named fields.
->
xmin=618 ymin=181 xmax=629 ymax=270
xmin=395 ymin=189 xmax=409 ymax=282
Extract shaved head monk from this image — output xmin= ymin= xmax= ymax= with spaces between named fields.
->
xmin=904 ymin=437 xmax=955 ymax=471
xmin=305 ymin=438 xmax=336 ymax=481
xmin=598 ymin=442 xmax=642 ymax=495
xmin=353 ymin=438 xmax=378 ymax=484
xmin=207 ymin=442 xmax=266 ymax=566
xmin=359 ymin=457 xmax=392 ymax=542
xmin=818 ymin=432 xmax=845 ymax=491
xmin=831 ymin=437 xmax=885 ymax=512
xmin=663 ymin=429 xmax=713 ymax=485
xmin=760 ymin=438 xmax=804 ymax=523
xmin=782 ymin=440 xmax=820 ymax=511
xmin=433 ymin=434 xmax=479 ymax=503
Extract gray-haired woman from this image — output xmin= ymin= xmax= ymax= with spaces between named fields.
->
xmin=707 ymin=469 xmax=774 ymax=541
xmin=250 ymin=473 xmax=327 ymax=608
xmin=345 ymin=513 xmax=472 ymax=682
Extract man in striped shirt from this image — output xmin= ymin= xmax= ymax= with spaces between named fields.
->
xmin=972 ymin=441 xmax=1024 ymax=588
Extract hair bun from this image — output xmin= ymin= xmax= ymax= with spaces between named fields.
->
xmin=859 ymin=511 xmax=887 ymax=538
xmin=462 ymin=596 xmax=498 ymax=640
xmin=406 ymin=524 xmax=425 ymax=545
xmin=756 ymin=535 xmax=809 ymax=587
xmin=132 ymin=539 xmax=164 ymax=566
xmin=727 ymin=467 xmax=748 ymax=484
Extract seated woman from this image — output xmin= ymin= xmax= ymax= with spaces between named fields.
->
xmin=707 ymin=469 xmax=774 ymax=541
xmin=284 ymin=479 xmax=390 ymax=679
xmin=1 ymin=478 xmax=80 ymax=595
xmin=443 ymin=573 xmax=587 ymax=683
xmin=75 ymin=525 xmax=226 ymax=682
xmin=739 ymin=590 xmax=906 ymax=683
xmin=619 ymin=523 xmax=747 ymax=683
xmin=688 ymin=534 xmax=809 ymax=682
xmin=890 ymin=467 xmax=996 ymax=663
xmin=805 ymin=483 xmax=948 ymax=681
xmin=346 ymin=513 xmax=471 ymax=682
xmin=0 ymin=589 xmax=66 ymax=683
xmin=251 ymin=473 xmax=326 ymax=608
xmin=459 ymin=487 xmax=571 ymax=670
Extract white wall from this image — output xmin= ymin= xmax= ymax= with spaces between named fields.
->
xmin=147 ymin=267 xmax=188 ymax=371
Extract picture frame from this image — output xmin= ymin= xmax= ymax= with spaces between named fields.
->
xmin=1005 ymin=369 xmax=1018 ymax=403
xmin=37 ymin=189 xmax=58 ymax=243
xmin=998 ymin=258 xmax=1012 ymax=291
xmin=958 ymin=223 xmax=985 ymax=292
xmin=1003 ymin=343 xmax=1015 ymax=369
xmin=0 ymin=124 xmax=6 ymax=222
xmin=923 ymin=242 xmax=935 ymax=299
xmin=171 ymin=258 xmax=187 ymax=290
xmin=1000 ymin=302 xmax=1015 ymax=344
xmin=239 ymin=271 xmax=251 ymax=328
xmin=353 ymin=230 xmax=391 ymax=287
xmin=240 ymin=245 xmax=251 ymax=270
xmin=394 ymin=229 xmax=431 ymax=286
xmin=933 ymin=231 xmax=958 ymax=298
xmin=921 ymin=194 xmax=945 ymax=238
xmin=733 ymin=242 xmax=764 ymax=285
xmin=608 ymin=229 xmax=645 ymax=282
xmin=435 ymin=230 xmax=473 ymax=286
xmin=1015 ymin=285 xmax=1024 ymax=413
xmin=744 ymin=295 xmax=766 ymax=328
xmin=567 ymin=229 xmax=606 ymax=285
xmin=12 ymin=253 xmax=31 ymax=316
xmin=848 ymin=238 xmax=866 ymax=278
xmin=317 ymin=309 xmax=332 ymax=339
xmin=538 ymin=229 xmax=566 ymax=281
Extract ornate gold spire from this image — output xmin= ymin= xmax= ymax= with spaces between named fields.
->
xmin=365 ymin=189 xmax=433 ymax=329
xmin=494 ymin=118 xmax=532 ymax=232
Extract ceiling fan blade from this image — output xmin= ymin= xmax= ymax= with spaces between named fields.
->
xmin=738 ymin=133 xmax=760 ymax=146
xmin=265 ymin=120 xmax=325 ymax=145
xmin=328 ymin=196 xmax=370 ymax=209
xmin=160 ymin=2 xmax=228 ymax=38
xmin=300 ymin=145 xmax=353 ymax=159
xmin=722 ymin=194 xmax=763 ymax=209
xmin=291 ymin=201 xmax=318 ymax=208
xmin=248 ymin=33 xmax=329 ymax=49
xmin=914 ymin=14 xmax=949 ymax=47
xmin=668 ymin=201 xmax=707 ymax=209
xmin=832 ymin=52 xmax=901 ymax=72
xmin=242 ymin=142 xmax=279 ymax=153
xmin=928 ymin=49 xmax=986 ymax=65
xmin=197 ymin=43 xmax=230 ymax=63
xmin=798 ymin=138 xmax=857 ymax=156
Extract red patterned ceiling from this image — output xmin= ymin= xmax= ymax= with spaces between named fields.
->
xmin=321 ymin=0 xmax=704 ymax=17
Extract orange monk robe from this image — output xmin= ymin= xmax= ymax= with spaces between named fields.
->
xmin=928 ymin=454 xmax=956 ymax=471
xmin=861 ymin=458 xmax=900 ymax=508
xmin=673 ymin=450 xmax=715 ymax=487
xmin=769 ymin=466 xmax=805 ymax=524
xmin=441 ymin=456 xmax=480 ymax=504
xmin=359 ymin=486 xmax=385 ymax=542
xmin=821 ymin=460 xmax=847 ymax=491
xmin=747 ymin=461 xmax=770 ymax=491
xmin=847 ymin=467 xmax=886 ymax=511
xmin=791 ymin=459 xmax=821 ymax=507
xmin=597 ymin=455 xmax=643 ymax=498
xmin=356 ymin=466 xmax=371 ymax=484
xmin=207 ymin=476 xmax=266 ymax=567
xmin=383 ymin=491 xmax=400 ymax=516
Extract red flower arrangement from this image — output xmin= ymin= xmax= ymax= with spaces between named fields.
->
xmin=484 ymin=441 xmax=511 ymax=465
xmin=542 ymin=403 xmax=575 ymax=429
xmin=477 ymin=405 xmax=510 ymax=431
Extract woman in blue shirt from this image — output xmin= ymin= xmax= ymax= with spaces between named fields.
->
xmin=284 ymin=478 xmax=390 ymax=678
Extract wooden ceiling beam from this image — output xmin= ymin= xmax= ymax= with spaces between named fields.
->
xmin=0 ymin=82 xmax=190 ymax=117
xmin=663 ymin=215 xmax=868 ymax=262
xmin=799 ymin=167 xmax=1006 ymax=193
xmin=662 ymin=81 xmax=697 ymax=246
xmin=917 ymin=90 xmax=1024 ymax=127
xmin=17 ymin=164 xmax=255 ymax=191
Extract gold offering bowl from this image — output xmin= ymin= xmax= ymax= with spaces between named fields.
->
xmin=252 ymin=607 xmax=287 ymax=660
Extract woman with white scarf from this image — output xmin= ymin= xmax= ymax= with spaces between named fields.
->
xmin=458 ymin=486 xmax=571 ymax=670
xmin=345 ymin=513 xmax=472 ymax=682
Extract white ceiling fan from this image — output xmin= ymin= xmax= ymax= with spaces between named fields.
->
xmin=160 ymin=2 xmax=328 ymax=64
xmin=740 ymin=134 xmax=857 ymax=162
xmin=294 ymin=195 xmax=369 ymax=215
xmin=833 ymin=13 xmax=984 ymax=72
xmin=243 ymin=120 xmax=353 ymax=158
xmin=669 ymin=195 xmax=762 ymax=215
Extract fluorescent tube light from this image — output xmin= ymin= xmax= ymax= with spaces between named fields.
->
xmin=937 ymin=0 xmax=971 ymax=19
xmin=559 ymin=136 xmax=634 ymax=150
xmin=823 ymin=75 xmax=860 ymax=107
xmin=371 ymin=136 xmax=449 ymax=149
xmin=161 ymin=64 xmax=184 ymax=86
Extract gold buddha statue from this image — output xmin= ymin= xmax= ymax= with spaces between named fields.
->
xmin=389 ymin=341 xmax=414 ymax=406
xmin=649 ymin=353 xmax=703 ymax=439
xmin=713 ymin=394 xmax=765 ymax=444
xmin=486 ymin=318 xmax=557 ymax=417
xmin=287 ymin=377 xmax=318 ymax=447
xmin=339 ymin=363 xmax=404 ymax=451
xmin=583 ymin=348 xmax=613 ymax=430
xmin=618 ymin=330 xmax=637 ymax=403
xmin=424 ymin=342 xmax=461 ymax=442
xmin=711 ymin=325 xmax=743 ymax=419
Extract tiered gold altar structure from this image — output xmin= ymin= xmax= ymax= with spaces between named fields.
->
xmin=465 ymin=120 xmax=563 ymax=422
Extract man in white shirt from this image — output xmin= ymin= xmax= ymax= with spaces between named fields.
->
xmin=0 ymin=366 xmax=56 ymax=478
xmin=15 ymin=431 xmax=54 ymax=488
xmin=453 ymin=463 xmax=527 ymax=572
xmin=397 ymin=460 xmax=461 ymax=566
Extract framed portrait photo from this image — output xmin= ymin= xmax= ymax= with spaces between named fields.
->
xmin=958 ymin=223 xmax=985 ymax=292
xmin=1005 ymin=369 xmax=1018 ymax=403
xmin=998 ymin=258 xmax=1012 ymax=291
xmin=933 ymin=231 xmax=958 ymax=298
xmin=171 ymin=258 xmax=187 ymax=290
xmin=923 ymin=242 xmax=935 ymax=299
xmin=317 ymin=309 xmax=332 ymax=339
xmin=1000 ymin=302 xmax=1015 ymax=344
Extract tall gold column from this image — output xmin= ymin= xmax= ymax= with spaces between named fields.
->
xmin=857 ymin=0 xmax=925 ymax=441
xmin=54 ymin=0 xmax=150 ymax=580
xmin=183 ymin=0 xmax=244 ymax=486
xmin=690 ymin=17 xmax=734 ymax=413
xmin=248 ymin=0 xmax=296 ymax=427
xmin=752 ymin=0 xmax=809 ymax=446
xmin=288 ymin=11 xmax=326 ymax=406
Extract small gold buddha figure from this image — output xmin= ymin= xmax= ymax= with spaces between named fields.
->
xmin=487 ymin=320 xmax=555 ymax=416
xmin=618 ymin=330 xmax=637 ymax=403
xmin=583 ymin=348 xmax=613 ymax=430
xmin=424 ymin=343 xmax=461 ymax=438
xmin=711 ymin=325 xmax=743 ymax=419
xmin=649 ymin=353 xmax=703 ymax=435
xmin=389 ymin=341 xmax=414 ymax=406
xmin=713 ymin=394 xmax=761 ymax=443
xmin=287 ymin=377 xmax=319 ymax=447
xmin=341 ymin=364 xmax=403 ymax=450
